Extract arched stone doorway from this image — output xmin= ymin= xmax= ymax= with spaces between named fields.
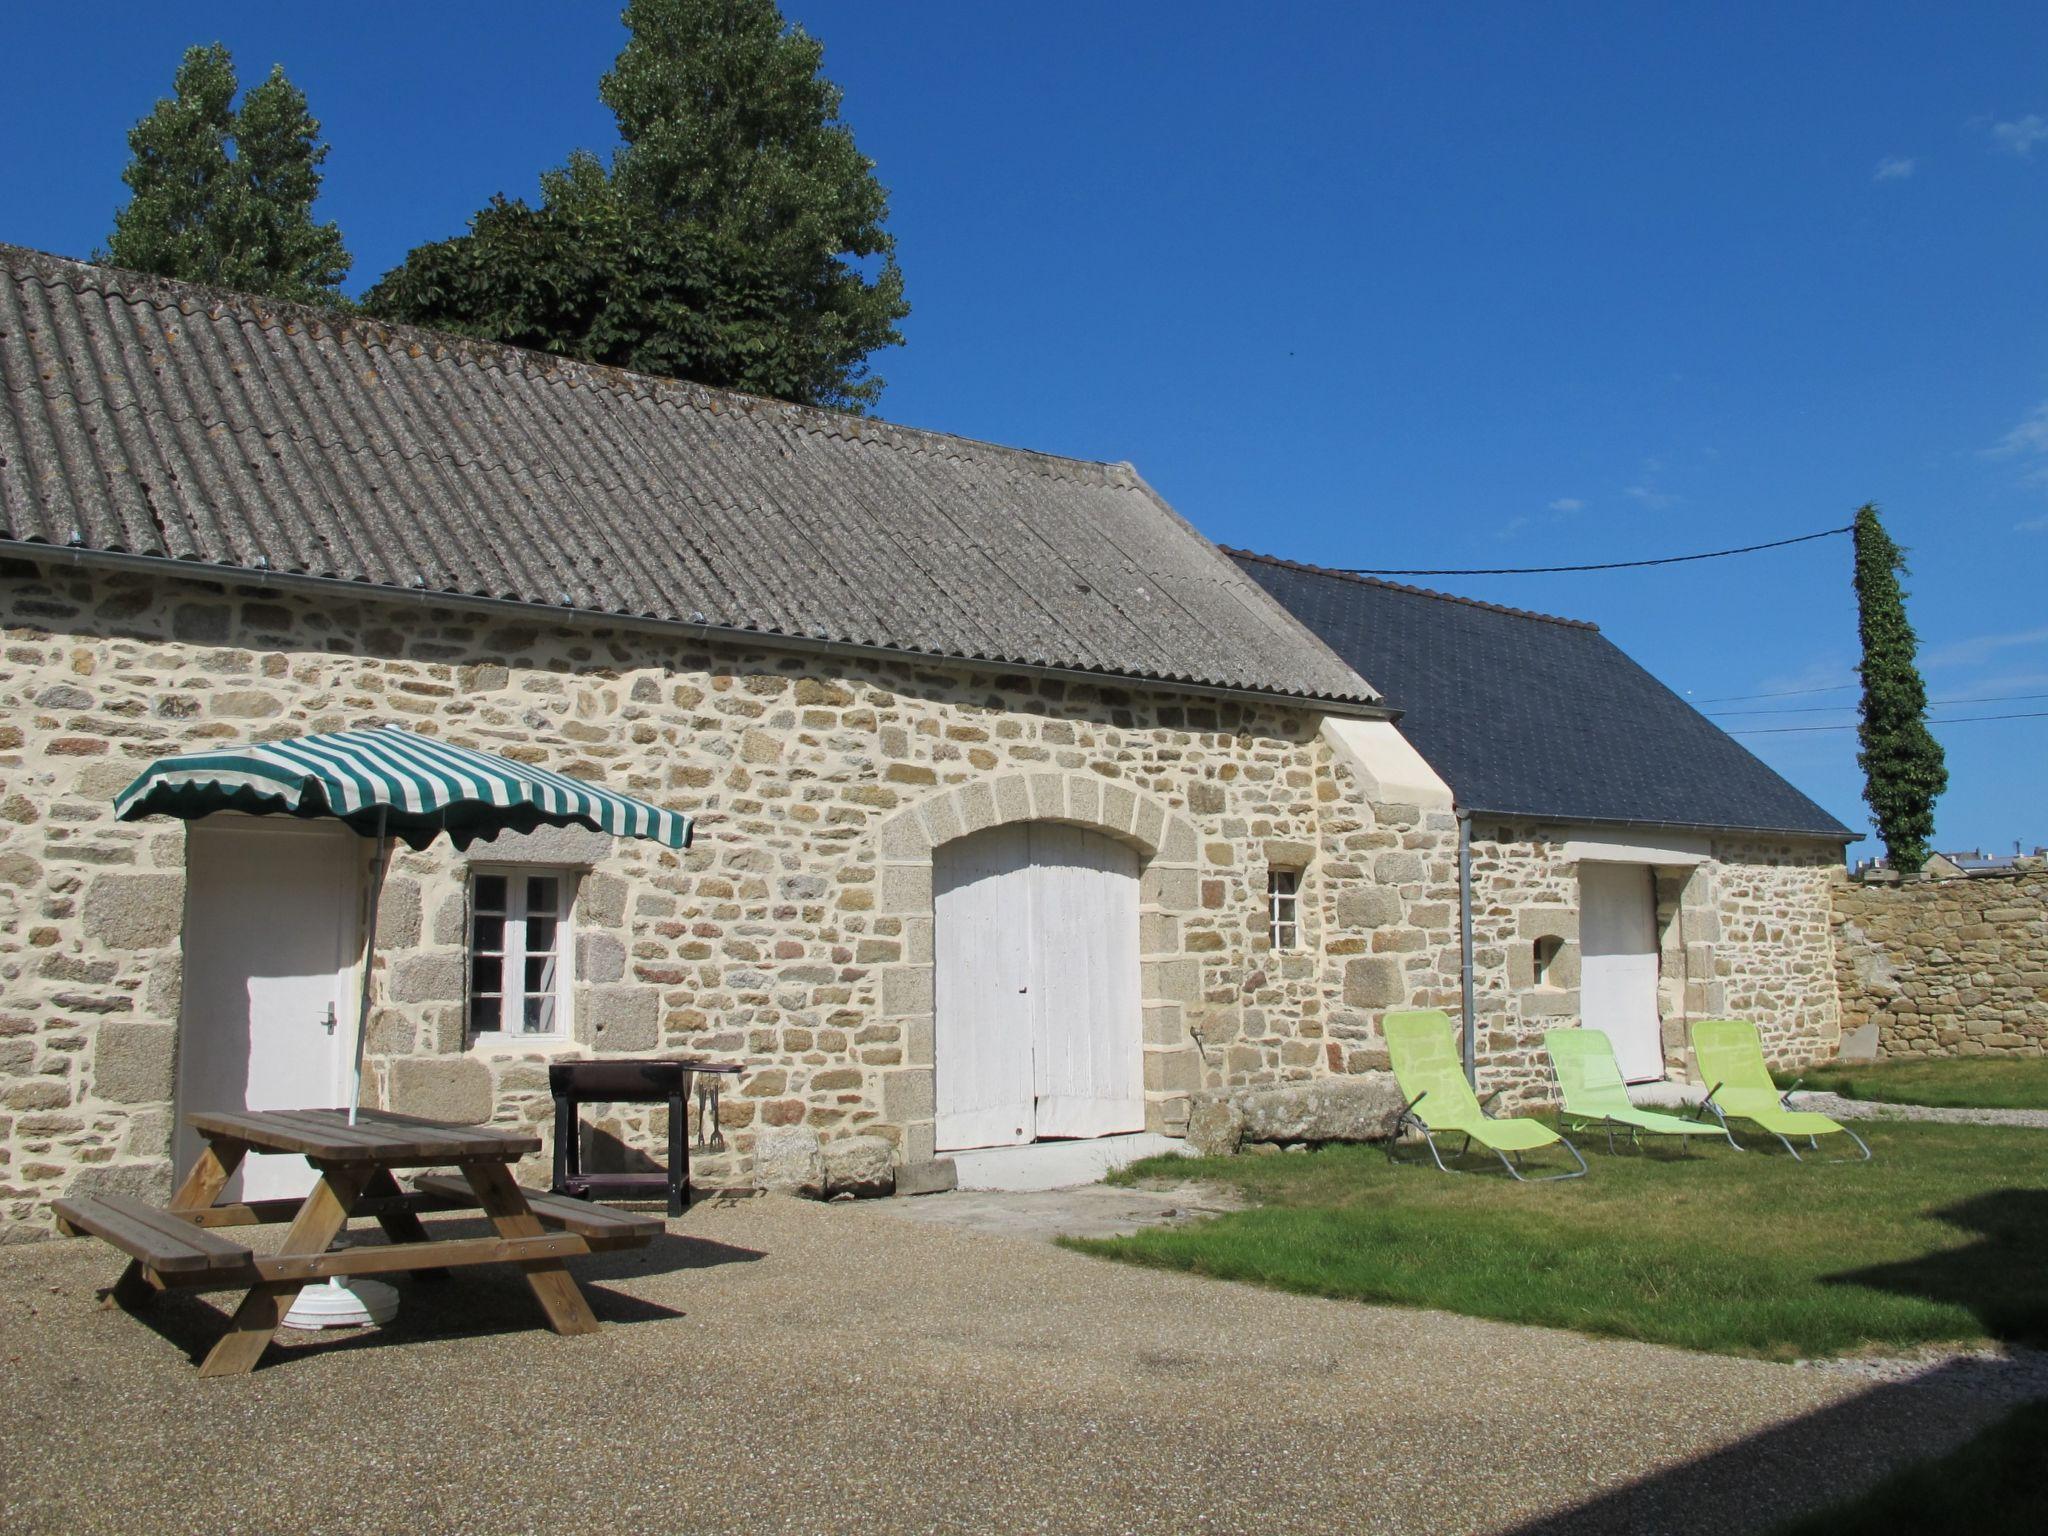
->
xmin=870 ymin=772 xmax=1202 ymax=1164
xmin=933 ymin=822 xmax=1142 ymax=1150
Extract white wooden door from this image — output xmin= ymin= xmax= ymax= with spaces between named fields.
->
xmin=934 ymin=825 xmax=1037 ymax=1149
xmin=174 ymin=820 xmax=362 ymax=1202
xmin=934 ymin=823 xmax=1143 ymax=1150
xmin=1028 ymin=824 xmax=1143 ymax=1138
xmin=1579 ymin=861 xmax=1663 ymax=1082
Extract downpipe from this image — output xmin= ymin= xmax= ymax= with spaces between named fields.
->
xmin=1458 ymin=809 xmax=1476 ymax=1086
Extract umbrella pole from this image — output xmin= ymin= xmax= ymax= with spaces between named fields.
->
xmin=289 ymin=806 xmax=402 ymax=1331
xmin=348 ymin=807 xmax=392 ymax=1128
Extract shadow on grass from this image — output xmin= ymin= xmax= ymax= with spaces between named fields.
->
xmin=108 ymin=1227 xmax=763 ymax=1372
xmin=1827 ymin=1188 xmax=2048 ymax=1349
xmin=1504 ymin=1358 xmax=2042 ymax=1535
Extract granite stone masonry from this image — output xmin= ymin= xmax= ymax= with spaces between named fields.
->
xmin=0 ymin=558 xmax=1405 ymax=1236
xmin=1458 ymin=821 xmax=1842 ymax=1106
xmin=0 ymin=558 xmax=1853 ymax=1236
xmin=1831 ymin=861 xmax=2048 ymax=1059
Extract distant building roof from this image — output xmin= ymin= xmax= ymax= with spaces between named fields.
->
xmin=1231 ymin=549 xmax=1854 ymax=839
xmin=0 ymin=245 xmax=1378 ymax=711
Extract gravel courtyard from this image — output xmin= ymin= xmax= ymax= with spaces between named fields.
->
xmin=0 ymin=1193 xmax=2016 ymax=1536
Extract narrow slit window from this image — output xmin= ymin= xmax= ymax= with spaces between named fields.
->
xmin=1268 ymin=868 xmax=1301 ymax=951
xmin=1533 ymin=935 xmax=1564 ymax=986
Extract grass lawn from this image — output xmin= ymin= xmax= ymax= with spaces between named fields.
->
xmin=1773 ymin=1055 xmax=2048 ymax=1110
xmin=1072 ymin=1123 xmax=2047 ymax=1359
xmin=1769 ymin=1400 xmax=2047 ymax=1535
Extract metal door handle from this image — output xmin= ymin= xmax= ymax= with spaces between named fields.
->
xmin=321 ymin=1003 xmax=337 ymax=1035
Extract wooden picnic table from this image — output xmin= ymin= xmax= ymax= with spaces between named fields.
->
xmin=52 ymin=1106 xmax=659 ymax=1377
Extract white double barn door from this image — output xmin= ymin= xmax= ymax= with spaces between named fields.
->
xmin=934 ymin=823 xmax=1143 ymax=1151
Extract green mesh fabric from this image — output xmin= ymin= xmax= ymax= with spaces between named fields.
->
xmin=1545 ymin=1028 xmax=1725 ymax=1136
xmin=1385 ymin=1010 xmax=1561 ymax=1150
xmin=1691 ymin=1019 xmax=1850 ymax=1135
xmin=1545 ymin=1029 xmax=1636 ymax=1116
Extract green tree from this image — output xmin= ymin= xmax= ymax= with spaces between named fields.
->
xmin=365 ymin=0 xmax=906 ymax=411
xmin=104 ymin=43 xmax=351 ymax=304
xmin=1852 ymin=503 xmax=1947 ymax=872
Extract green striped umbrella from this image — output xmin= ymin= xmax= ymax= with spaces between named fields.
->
xmin=115 ymin=725 xmax=692 ymax=851
xmin=115 ymin=724 xmax=692 ymax=1129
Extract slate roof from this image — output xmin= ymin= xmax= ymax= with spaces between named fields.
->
xmin=1231 ymin=549 xmax=1854 ymax=839
xmin=0 ymin=245 xmax=1377 ymax=709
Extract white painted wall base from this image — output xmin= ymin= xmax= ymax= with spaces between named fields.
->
xmin=949 ymin=1133 xmax=1190 ymax=1192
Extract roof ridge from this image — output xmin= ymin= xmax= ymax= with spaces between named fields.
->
xmin=1223 ymin=546 xmax=1600 ymax=631
xmin=0 ymin=242 xmax=1130 ymax=486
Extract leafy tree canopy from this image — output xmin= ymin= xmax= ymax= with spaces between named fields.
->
xmin=1852 ymin=503 xmax=1947 ymax=872
xmin=366 ymin=0 xmax=907 ymax=412
xmin=104 ymin=43 xmax=351 ymax=304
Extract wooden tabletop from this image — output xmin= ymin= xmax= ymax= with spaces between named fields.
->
xmin=185 ymin=1107 xmax=541 ymax=1163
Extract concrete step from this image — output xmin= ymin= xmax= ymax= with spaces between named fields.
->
xmin=945 ymin=1133 xmax=1190 ymax=1193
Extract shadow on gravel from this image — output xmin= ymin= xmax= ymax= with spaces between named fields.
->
xmin=111 ymin=1227 xmax=763 ymax=1372
xmin=1824 ymin=1188 xmax=2048 ymax=1350
xmin=1503 ymin=1356 xmax=2042 ymax=1536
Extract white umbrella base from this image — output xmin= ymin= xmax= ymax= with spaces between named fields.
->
xmin=282 ymin=1276 xmax=399 ymax=1330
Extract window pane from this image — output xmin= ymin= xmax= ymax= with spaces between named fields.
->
xmin=526 ymin=875 xmax=558 ymax=914
xmin=524 ymin=992 xmax=556 ymax=1034
xmin=471 ymin=954 xmax=502 ymax=996
xmin=473 ymin=874 xmax=507 ymax=912
xmin=469 ymin=993 xmax=498 ymax=1036
xmin=526 ymin=914 xmax=556 ymax=956
xmin=470 ymin=913 xmax=505 ymax=954
xmin=525 ymin=952 xmax=556 ymax=995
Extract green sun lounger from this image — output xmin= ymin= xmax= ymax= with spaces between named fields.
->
xmin=1385 ymin=1010 xmax=1586 ymax=1180
xmin=1690 ymin=1019 xmax=1872 ymax=1162
xmin=1544 ymin=1028 xmax=1734 ymax=1153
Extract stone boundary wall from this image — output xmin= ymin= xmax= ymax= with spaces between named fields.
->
xmin=1831 ymin=861 xmax=2048 ymax=1059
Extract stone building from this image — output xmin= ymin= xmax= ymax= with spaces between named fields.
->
xmin=0 ymin=248 xmax=1857 ymax=1239
xmin=0 ymin=247 xmax=1451 ymax=1236
xmin=1233 ymin=551 xmax=1855 ymax=1099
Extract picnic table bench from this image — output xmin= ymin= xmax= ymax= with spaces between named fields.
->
xmin=52 ymin=1106 xmax=659 ymax=1377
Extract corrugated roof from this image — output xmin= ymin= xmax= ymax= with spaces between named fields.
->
xmin=1232 ymin=549 xmax=1855 ymax=839
xmin=0 ymin=245 xmax=1377 ymax=708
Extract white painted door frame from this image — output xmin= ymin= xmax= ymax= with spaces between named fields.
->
xmin=934 ymin=823 xmax=1143 ymax=1151
xmin=1578 ymin=860 xmax=1664 ymax=1082
xmin=174 ymin=817 xmax=365 ymax=1201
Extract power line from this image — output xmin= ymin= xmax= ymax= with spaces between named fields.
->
xmin=1728 ymin=710 xmax=2048 ymax=736
xmin=1709 ymin=691 xmax=2048 ymax=718
xmin=1692 ymin=682 xmax=1859 ymax=704
xmin=1338 ymin=524 xmax=1853 ymax=577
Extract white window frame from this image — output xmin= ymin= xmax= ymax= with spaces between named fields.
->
xmin=1267 ymin=867 xmax=1302 ymax=951
xmin=466 ymin=866 xmax=577 ymax=1045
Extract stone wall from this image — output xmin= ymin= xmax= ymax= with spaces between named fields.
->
xmin=1459 ymin=822 xmax=1843 ymax=1104
xmin=0 ymin=555 xmax=1413 ymax=1236
xmin=1831 ymin=861 xmax=2048 ymax=1059
xmin=0 ymin=555 xmax=1854 ymax=1237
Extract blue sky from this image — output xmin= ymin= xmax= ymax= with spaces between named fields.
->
xmin=4 ymin=2 xmax=2044 ymax=862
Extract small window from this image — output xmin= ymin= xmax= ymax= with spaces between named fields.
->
xmin=1268 ymin=868 xmax=1301 ymax=951
xmin=1533 ymin=935 xmax=1564 ymax=986
xmin=469 ymin=869 xmax=574 ymax=1040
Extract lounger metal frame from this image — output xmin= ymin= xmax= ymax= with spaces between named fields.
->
xmin=1557 ymin=1109 xmax=1736 ymax=1157
xmin=1387 ymin=1091 xmax=1588 ymax=1182
xmin=1691 ymin=1080 xmax=1873 ymax=1162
